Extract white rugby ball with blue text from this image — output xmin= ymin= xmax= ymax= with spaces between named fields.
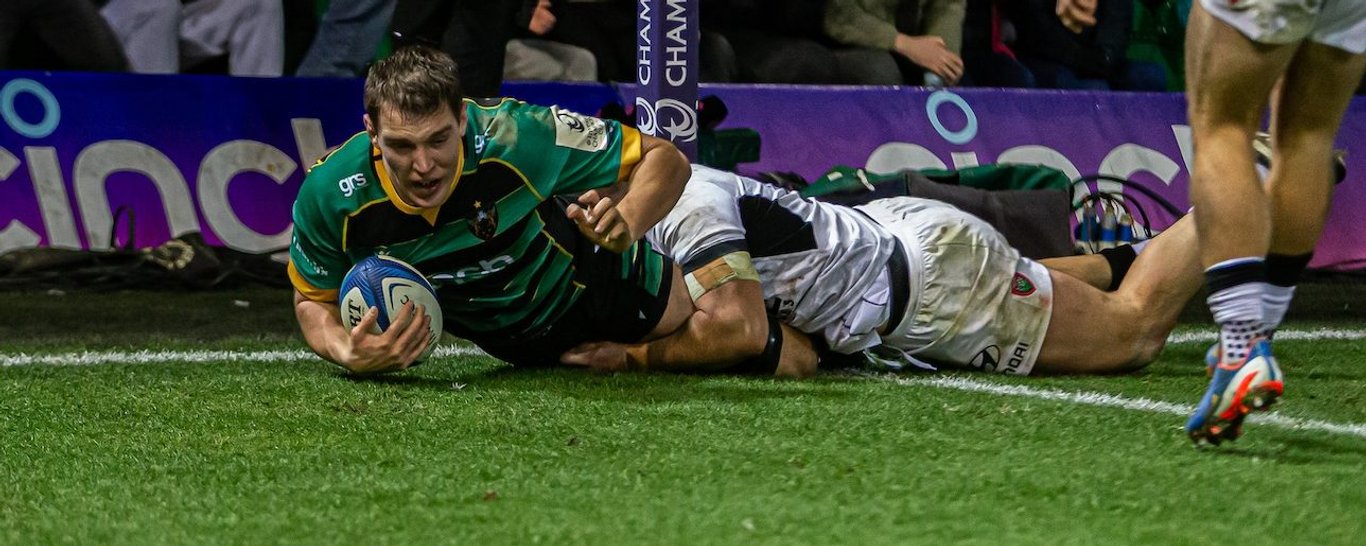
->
xmin=339 ymin=255 xmax=443 ymax=360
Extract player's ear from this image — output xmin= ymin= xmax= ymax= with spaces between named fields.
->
xmin=363 ymin=113 xmax=377 ymax=140
xmin=453 ymin=107 xmax=467 ymax=133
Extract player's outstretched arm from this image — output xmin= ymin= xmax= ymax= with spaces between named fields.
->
xmin=559 ymin=278 xmax=819 ymax=378
xmin=567 ymin=134 xmax=689 ymax=252
xmin=293 ymin=289 xmax=431 ymax=375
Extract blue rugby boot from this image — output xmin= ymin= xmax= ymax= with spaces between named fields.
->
xmin=1204 ymin=343 xmax=1219 ymax=376
xmin=1185 ymin=338 xmax=1284 ymax=445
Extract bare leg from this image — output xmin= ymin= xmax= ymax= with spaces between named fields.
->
xmin=1266 ymin=44 xmax=1366 ymax=256
xmin=1186 ymin=5 xmax=1298 ymax=268
xmin=1181 ymin=1 xmax=1366 ymax=444
xmin=1034 ymin=215 xmax=1202 ymax=373
xmin=1040 ymin=253 xmax=1112 ymax=291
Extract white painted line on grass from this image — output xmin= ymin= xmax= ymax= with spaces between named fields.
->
xmin=0 ymin=345 xmax=488 ymax=368
xmin=860 ymin=373 xmax=1366 ymax=439
xmin=5 ymin=327 xmax=1362 ymax=368
xmin=1167 ymin=327 xmax=1366 ymax=345
xmin=5 ymin=331 xmax=1364 ymax=438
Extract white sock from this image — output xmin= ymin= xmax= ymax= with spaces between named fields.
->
xmin=1207 ymin=282 xmax=1269 ymax=363
xmin=1263 ymin=284 xmax=1295 ymax=332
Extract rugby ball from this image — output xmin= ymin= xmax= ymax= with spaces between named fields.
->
xmin=339 ymin=255 xmax=443 ymax=360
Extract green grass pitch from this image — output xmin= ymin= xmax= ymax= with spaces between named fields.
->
xmin=2 ymin=286 xmax=1365 ymax=544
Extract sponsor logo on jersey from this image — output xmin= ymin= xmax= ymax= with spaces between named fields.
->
xmin=1005 ymin=342 xmax=1031 ymax=374
xmin=291 ymin=234 xmax=329 ymax=277
xmin=473 ymin=126 xmax=491 ymax=155
xmin=552 ymin=107 xmax=608 ymax=152
xmin=970 ymin=345 xmax=1001 ymax=371
xmin=469 ymin=199 xmax=499 ymax=240
xmin=338 ymin=173 xmax=367 ymax=197
xmin=1010 ymin=272 xmax=1036 ymax=296
xmin=765 ymin=297 xmax=796 ymax=321
xmin=430 ymin=255 xmax=515 ymax=285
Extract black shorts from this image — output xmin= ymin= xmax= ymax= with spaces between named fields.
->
xmin=463 ymin=239 xmax=675 ymax=367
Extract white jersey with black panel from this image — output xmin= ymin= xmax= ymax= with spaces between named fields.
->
xmin=646 ymin=165 xmax=900 ymax=353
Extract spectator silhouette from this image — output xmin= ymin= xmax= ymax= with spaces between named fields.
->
xmin=99 ymin=0 xmax=284 ymax=76
xmin=0 ymin=0 xmax=129 ymax=72
xmin=296 ymin=0 xmax=396 ymax=77
xmin=824 ymin=0 xmax=966 ymax=85
xmin=505 ymin=0 xmax=598 ymax=82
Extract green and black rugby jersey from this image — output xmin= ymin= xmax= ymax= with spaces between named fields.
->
xmin=288 ymin=97 xmax=649 ymax=337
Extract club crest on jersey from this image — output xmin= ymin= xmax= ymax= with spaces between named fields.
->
xmin=469 ymin=200 xmax=499 ymax=240
xmin=1011 ymin=273 xmax=1036 ymax=296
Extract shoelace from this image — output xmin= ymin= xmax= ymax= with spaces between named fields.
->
xmin=865 ymin=345 xmax=938 ymax=372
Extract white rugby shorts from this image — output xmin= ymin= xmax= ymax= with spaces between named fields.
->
xmin=856 ymin=197 xmax=1054 ymax=375
xmin=1200 ymin=0 xmax=1366 ymax=53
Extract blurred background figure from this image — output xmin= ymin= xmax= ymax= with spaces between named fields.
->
xmin=823 ymin=0 xmax=966 ymax=85
xmin=1125 ymin=0 xmax=1190 ymax=91
xmin=0 ymin=0 xmax=129 ymax=71
xmin=959 ymin=0 xmax=1036 ymax=87
xmin=99 ymin=0 xmax=284 ymax=77
xmin=296 ymin=0 xmax=396 ymax=77
xmin=1005 ymin=0 xmax=1165 ymax=90
xmin=391 ymin=0 xmax=529 ymax=97
xmin=701 ymin=0 xmax=841 ymax=84
xmin=537 ymin=0 xmax=635 ymax=83
xmin=504 ymin=0 xmax=598 ymax=82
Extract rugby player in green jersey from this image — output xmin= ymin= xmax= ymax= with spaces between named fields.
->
xmin=287 ymin=45 xmax=705 ymax=374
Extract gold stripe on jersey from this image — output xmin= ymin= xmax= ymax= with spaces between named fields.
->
xmin=481 ymin=157 xmax=545 ymax=201
xmin=288 ymin=260 xmax=339 ymax=302
xmin=468 ymin=97 xmax=517 ymax=110
xmin=309 ymin=132 xmax=367 ymax=173
xmin=538 ymin=224 xmax=586 ymax=290
xmin=617 ymin=126 xmax=643 ymax=181
xmin=684 ymin=251 xmax=759 ymax=301
xmin=370 ymin=135 xmax=466 ymax=225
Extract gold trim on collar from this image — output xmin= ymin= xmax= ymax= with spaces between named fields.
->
xmin=370 ymin=137 xmax=465 ymax=225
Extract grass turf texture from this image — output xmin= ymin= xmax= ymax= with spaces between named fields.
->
xmin=2 ymin=286 xmax=1366 ymax=544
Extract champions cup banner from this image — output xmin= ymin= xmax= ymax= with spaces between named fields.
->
xmin=1 ymin=73 xmax=1364 ymax=270
xmin=635 ymin=0 xmax=700 ymax=159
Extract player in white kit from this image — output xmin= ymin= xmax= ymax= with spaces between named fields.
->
xmin=1183 ymin=0 xmax=1366 ymax=444
xmin=561 ymin=165 xmax=1204 ymax=378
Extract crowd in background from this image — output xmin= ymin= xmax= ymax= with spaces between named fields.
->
xmin=1 ymin=0 xmax=1363 ymax=95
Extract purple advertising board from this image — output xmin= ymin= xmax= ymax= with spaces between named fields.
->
xmin=0 ymin=71 xmax=362 ymax=255
xmin=1 ymin=72 xmax=1363 ymax=269
xmin=634 ymin=0 xmax=700 ymax=159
